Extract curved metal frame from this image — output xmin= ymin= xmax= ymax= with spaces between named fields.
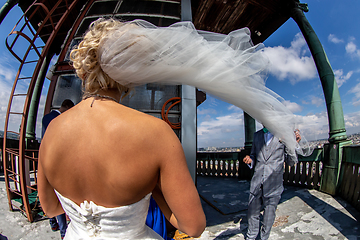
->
xmin=2 ymin=0 xmax=79 ymax=222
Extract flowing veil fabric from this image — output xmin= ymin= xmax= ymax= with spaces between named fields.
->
xmin=98 ymin=19 xmax=313 ymax=157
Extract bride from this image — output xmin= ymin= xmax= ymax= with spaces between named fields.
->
xmin=38 ymin=17 xmax=310 ymax=239
xmin=38 ymin=19 xmax=206 ymax=239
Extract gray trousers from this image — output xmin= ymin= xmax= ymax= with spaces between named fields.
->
xmin=246 ymin=187 xmax=281 ymax=240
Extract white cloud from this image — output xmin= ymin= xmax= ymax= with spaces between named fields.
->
xmin=282 ymin=100 xmax=303 ymax=113
xmin=197 ymin=106 xmax=360 ymax=147
xmin=197 ymin=110 xmax=330 ymax=146
xmin=292 ymin=109 xmax=360 ymax=142
xmin=198 ymin=113 xmax=243 ymax=136
xmin=301 ymin=95 xmax=325 ymax=108
xmin=311 ymin=96 xmax=324 ymax=107
xmin=345 ymin=38 xmax=360 ymax=59
xmin=263 ymin=33 xmax=317 ymax=84
xmin=0 ymin=66 xmax=16 ymax=82
xmin=348 ymin=82 xmax=360 ymax=106
xmin=0 ymin=63 xmax=17 ymax=131
xmin=197 ymin=108 xmax=217 ymax=115
xmin=295 ymin=110 xmax=360 ymax=139
xmin=345 ymin=41 xmax=357 ymax=54
xmin=352 ymin=99 xmax=360 ymax=106
xmin=0 ymin=61 xmax=49 ymax=138
xmin=0 ymin=79 xmax=22 ymax=133
xmin=197 ymin=112 xmax=244 ymax=147
xmin=293 ymin=112 xmax=329 ymax=141
xmin=228 ymin=105 xmax=241 ymax=111
xmin=301 ymin=100 xmax=309 ymax=105
xmin=334 ymin=69 xmax=353 ymax=88
xmin=282 ymin=111 xmax=360 ymax=142
xmin=0 ymin=82 xmax=11 ymax=117
xmin=344 ymin=111 xmax=360 ymax=130
xmin=328 ymin=34 xmax=344 ymax=44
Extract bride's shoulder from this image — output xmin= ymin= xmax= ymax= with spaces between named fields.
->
xmin=113 ymin=105 xmax=173 ymax=136
xmin=121 ymin=105 xmax=167 ymax=126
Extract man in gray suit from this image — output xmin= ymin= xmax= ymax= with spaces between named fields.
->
xmin=243 ymin=126 xmax=301 ymax=240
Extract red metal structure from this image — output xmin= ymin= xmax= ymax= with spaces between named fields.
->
xmin=2 ymin=0 xmax=81 ymax=222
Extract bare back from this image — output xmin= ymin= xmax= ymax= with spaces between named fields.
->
xmin=39 ymin=97 xmax=205 ymax=237
xmin=40 ymin=98 xmax=174 ymax=207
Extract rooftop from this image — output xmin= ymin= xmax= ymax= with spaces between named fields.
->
xmin=1 ymin=173 xmax=359 ymax=239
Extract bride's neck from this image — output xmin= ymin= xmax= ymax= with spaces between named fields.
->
xmin=96 ymin=88 xmax=121 ymax=102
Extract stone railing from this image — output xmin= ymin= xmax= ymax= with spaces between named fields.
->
xmin=197 ymin=148 xmax=324 ymax=190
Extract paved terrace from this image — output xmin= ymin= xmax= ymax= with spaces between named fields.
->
xmin=0 ymin=174 xmax=359 ymax=240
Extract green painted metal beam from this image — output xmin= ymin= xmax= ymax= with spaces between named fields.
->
xmin=0 ymin=0 xmax=18 ymax=25
xmin=26 ymin=52 xmax=54 ymax=142
xmin=290 ymin=1 xmax=351 ymax=195
xmin=342 ymin=145 xmax=360 ymax=165
xmin=291 ymin=2 xmax=347 ymax=143
xmin=243 ymin=111 xmax=255 ymax=149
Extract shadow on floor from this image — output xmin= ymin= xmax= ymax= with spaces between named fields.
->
xmin=197 ymin=175 xmax=360 ymax=239
xmin=280 ymin=185 xmax=360 ymax=239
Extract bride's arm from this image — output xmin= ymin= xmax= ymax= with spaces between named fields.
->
xmin=153 ymin=121 xmax=206 ymax=238
xmin=38 ymin=147 xmax=65 ymax=218
xmin=151 ymin=184 xmax=178 ymax=227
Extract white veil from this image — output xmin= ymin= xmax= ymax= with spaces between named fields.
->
xmin=98 ymin=19 xmax=313 ymax=158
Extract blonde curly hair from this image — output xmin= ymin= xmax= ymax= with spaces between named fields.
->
xmin=70 ymin=18 xmax=132 ymax=99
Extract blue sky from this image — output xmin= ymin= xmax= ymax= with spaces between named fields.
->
xmin=0 ymin=0 xmax=359 ymax=148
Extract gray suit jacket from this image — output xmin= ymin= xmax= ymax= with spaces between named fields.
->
xmin=249 ymin=130 xmax=298 ymax=203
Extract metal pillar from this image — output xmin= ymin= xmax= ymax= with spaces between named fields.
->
xmin=181 ymin=0 xmax=197 ymax=183
xmin=244 ymin=111 xmax=255 ymax=149
xmin=0 ymin=0 xmax=19 ymax=24
xmin=26 ymin=51 xmax=54 ymax=143
xmin=291 ymin=1 xmax=351 ymax=195
xmin=291 ymin=2 xmax=347 ymax=143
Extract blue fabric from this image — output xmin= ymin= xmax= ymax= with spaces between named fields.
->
xmin=57 ymin=213 xmax=67 ymax=238
xmin=264 ymin=131 xmax=274 ymax=146
xmin=49 ymin=216 xmax=58 ymax=228
xmin=49 ymin=214 xmax=67 ymax=237
xmin=146 ymin=196 xmax=172 ymax=240
xmin=42 ymin=110 xmax=60 ymax=138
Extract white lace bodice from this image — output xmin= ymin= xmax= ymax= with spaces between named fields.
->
xmin=55 ymin=191 xmax=163 ymax=239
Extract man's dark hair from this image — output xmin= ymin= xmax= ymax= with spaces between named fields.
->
xmin=61 ymin=99 xmax=75 ymax=109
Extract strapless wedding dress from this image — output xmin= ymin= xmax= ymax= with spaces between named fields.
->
xmin=55 ymin=190 xmax=163 ymax=239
